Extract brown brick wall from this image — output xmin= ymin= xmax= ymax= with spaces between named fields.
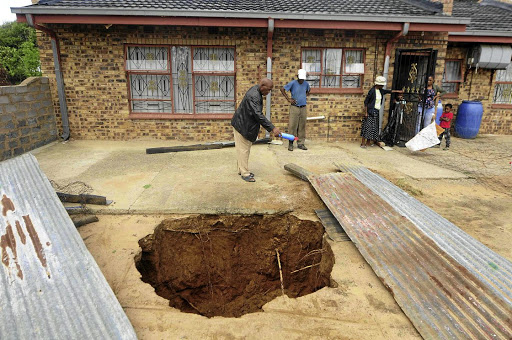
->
xmin=0 ymin=77 xmax=57 ymax=161
xmin=36 ymin=25 xmax=508 ymax=142
xmin=445 ymin=46 xmax=512 ymax=135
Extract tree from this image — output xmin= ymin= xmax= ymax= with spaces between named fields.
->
xmin=0 ymin=21 xmax=41 ymax=85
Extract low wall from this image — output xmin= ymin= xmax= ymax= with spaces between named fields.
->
xmin=0 ymin=77 xmax=57 ymax=161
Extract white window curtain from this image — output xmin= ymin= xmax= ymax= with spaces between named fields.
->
xmin=322 ymin=49 xmax=342 ymax=88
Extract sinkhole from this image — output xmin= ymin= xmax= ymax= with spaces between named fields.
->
xmin=134 ymin=214 xmax=335 ymax=318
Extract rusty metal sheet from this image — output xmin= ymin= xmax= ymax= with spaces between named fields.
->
xmin=309 ymin=171 xmax=512 ymax=339
xmin=0 ymin=154 xmax=136 ymax=340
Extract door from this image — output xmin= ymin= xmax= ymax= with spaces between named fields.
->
xmin=390 ymin=49 xmax=437 ymax=143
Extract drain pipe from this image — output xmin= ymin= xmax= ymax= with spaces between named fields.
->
xmin=265 ymin=18 xmax=274 ymax=138
xmin=26 ymin=14 xmax=70 ymax=140
xmin=379 ymin=22 xmax=409 ymax=131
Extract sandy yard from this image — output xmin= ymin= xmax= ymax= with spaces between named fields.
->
xmin=33 ymin=135 xmax=512 ymax=339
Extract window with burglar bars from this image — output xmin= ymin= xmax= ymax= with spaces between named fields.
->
xmin=301 ymin=48 xmax=364 ymax=91
xmin=126 ymin=45 xmax=236 ymax=116
xmin=442 ymin=60 xmax=462 ymax=95
xmin=493 ymin=61 xmax=512 ymax=105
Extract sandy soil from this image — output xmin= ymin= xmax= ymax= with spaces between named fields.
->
xmin=72 ymin=135 xmax=512 ymax=339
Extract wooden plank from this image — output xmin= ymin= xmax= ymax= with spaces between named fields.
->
xmin=56 ymin=192 xmax=107 ymax=205
xmin=146 ymin=138 xmax=271 ymax=154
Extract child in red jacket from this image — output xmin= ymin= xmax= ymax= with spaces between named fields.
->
xmin=439 ymin=103 xmax=453 ymax=150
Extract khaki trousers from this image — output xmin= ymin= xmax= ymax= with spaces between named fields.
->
xmin=233 ymin=128 xmax=252 ymax=177
xmin=288 ymin=105 xmax=307 ymax=144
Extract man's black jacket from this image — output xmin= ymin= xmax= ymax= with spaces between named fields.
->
xmin=231 ymin=85 xmax=275 ymax=142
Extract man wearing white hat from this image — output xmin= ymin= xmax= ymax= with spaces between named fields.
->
xmin=280 ymin=69 xmax=311 ymax=151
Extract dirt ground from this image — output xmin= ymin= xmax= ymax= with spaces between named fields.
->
xmin=135 ymin=214 xmax=334 ymax=318
xmin=35 ymin=134 xmax=512 ymax=339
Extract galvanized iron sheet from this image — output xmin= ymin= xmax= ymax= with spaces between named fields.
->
xmin=314 ymin=209 xmax=351 ymax=242
xmin=309 ymin=171 xmax=512 ymax=339
xmin=0 ymin=154 xmax=136 ymax=340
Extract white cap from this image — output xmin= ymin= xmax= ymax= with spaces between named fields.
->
xmin=298 ymin=69 xmax=307 ymax=80
xmin=375 ymin=76 xmax=387 ymax=86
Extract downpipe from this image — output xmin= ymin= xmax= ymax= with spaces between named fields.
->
xmin=265 ymin=18 xmax=274 ymax=138
xmin=26 ymin=14 xmax=70 ymax=141
xmin=379 ymin=22 xmax=409 ymax=132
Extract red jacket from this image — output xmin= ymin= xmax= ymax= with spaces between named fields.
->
xmin=440 ymin=111 xmax=453 ymax=129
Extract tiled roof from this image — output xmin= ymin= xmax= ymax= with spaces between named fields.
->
xmin=453 ymin=0 xmax=512 ymax=32
xmin=32 ymin=0 xmax=443 ymax=16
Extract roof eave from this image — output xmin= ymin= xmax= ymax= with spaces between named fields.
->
xmin=11 ymin=7 xmax=470 ymax=26
xmin=448 ymin=31 xmax=512 ymax=43
xmin=450 ymin=30 xmax=512 ymax=37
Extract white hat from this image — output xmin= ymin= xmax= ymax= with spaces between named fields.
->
xmin=298 ymin=69 xmax=307 ymax=80
xmin=375 ymin=76 xmax=387 ymax=86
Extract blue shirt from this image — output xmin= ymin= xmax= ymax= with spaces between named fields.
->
xmin=283 ymin=80 xmax=310 ymax=107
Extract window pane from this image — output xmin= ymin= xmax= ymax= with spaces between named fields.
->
xmin=442 ymin=83 xmax=457 ymax=93
xmin=195 ymin=75 xmax=235 ymax=113
xmin=323 ymin=49 xmax=342 ymax=76
xmin=493 ymin=84 xmax=512 ymax=104
xmin=130 ymin=74 xmax=171 ymax=113
xmin=127 ymin=46 xmax=168 ymax=71
xmin=172 ymin=46 xmax=193 ymax=114
xmin=306 ymin=75 xmax=320 ymax=88
xmin=131 ymin=100 xmax=172 ymax=113
xmin=302 ymin=49 xmax=321 ymax=74
xmin=345 ymin=50 xmax=364 ymax=74
xmin=130 ymin=74 xmax=170 ymax=99
xmin=193 ymin=47 xmax=235 ymax=72
xmin=342 ymin=75 xmax=361 ymax=88
xmin=443 ymin=61 xmax=461 ymax=82
xmin=496 ymin=62 xmax=512 ymax=82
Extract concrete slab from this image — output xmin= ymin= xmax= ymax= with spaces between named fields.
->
xmin=31 ymin=139 xmax=467 ymax=214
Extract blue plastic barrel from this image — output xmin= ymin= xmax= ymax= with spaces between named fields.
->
xmin=435 ymin=99 xmax=443 ymax=125
xmin=455 ymin=101 xmax=483 ymax=139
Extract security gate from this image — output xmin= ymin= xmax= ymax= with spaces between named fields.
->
xmin=389 ymin=48 xmax=437 ymax=144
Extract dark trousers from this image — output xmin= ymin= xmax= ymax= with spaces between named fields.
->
xmin=439 ymin=128 xmax=451 ymax=147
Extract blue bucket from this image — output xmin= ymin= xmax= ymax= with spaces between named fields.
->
xmin=455 ymin=101 xmax=483 ymax=139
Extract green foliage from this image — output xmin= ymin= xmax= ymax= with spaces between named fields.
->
xmin=0 ymin=22 xmax=41 ymax=84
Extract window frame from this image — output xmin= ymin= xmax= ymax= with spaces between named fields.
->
xmin=300 ymin=47 xmax=365 ymax=94
xmin=441 ymin=59 xmax=463 ymax=98
xmin=125 ymin=44 xmax=237 ymax=120
xmin=492 ymin=61 xmax=512 ymax=108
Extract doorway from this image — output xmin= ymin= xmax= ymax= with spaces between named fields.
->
xmin=390 ymin=48 xmax=437 ymax=143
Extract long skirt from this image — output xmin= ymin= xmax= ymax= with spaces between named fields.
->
xmin=361 ymin=108 xmax=380 ymax=140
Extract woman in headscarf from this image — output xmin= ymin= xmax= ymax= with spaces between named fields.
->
xmin=361 ymin=76 xmax=402 ymax=148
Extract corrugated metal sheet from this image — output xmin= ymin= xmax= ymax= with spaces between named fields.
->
xmin=0 ymin=154 xmax=137 ymax=340
xmin=314 ymin=209 xmax=351 ymax=242
xmin=309 ymin=170 xmax=512 ymax=339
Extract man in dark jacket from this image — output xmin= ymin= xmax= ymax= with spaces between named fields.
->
xmin=231 ymin=78 xmax=281 ymax=182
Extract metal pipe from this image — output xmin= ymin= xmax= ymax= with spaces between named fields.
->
xmin=26 ymin=14 xmax=70 ymax=140
xmin=379 ymin=22 xmax=409 ymax=131
xmin=265 ymin=18 xmax=274 ymax=138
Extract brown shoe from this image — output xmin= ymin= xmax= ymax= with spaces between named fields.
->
xmin=297 ymin=144 xmax=308 ymax=150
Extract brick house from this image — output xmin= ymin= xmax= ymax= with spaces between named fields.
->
xmin=12 ymin=0 xmax=512 ymax=142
